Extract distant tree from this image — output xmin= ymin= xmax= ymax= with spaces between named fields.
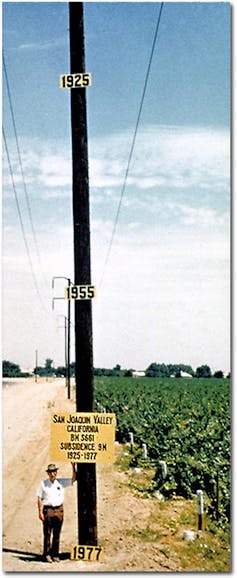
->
xmin=180 ymin=364 xmax=194 ymax=376
xmin=146 ymin=363 xmax=169 ymax=377
xmin=3 ymin=360 xmax=21 ymax=377
xmin=167 ymin=364 xmax=194 ymax=378
xmin=214 ymin=370 xmax=224 ymax=379
xmin=112 ymin=364 xmax=122 ymax=376
xmin=34 ymin=365 xmax=45 ymax=377
xmin=33 ymin=358 xmax=56 ymax=377
xmin=124 ymin=369 xmax=133 ymax=377
xmin=145 ymin=363 xmax=157 ymax=377
xmin=196 ymin=365 xmax=212 ymax=378
xmin=93 ymin=366 xmax=125 ymax=377
xmin=94 ymin=368 xmax=103 ymax=376
xmin=55 ymin=366 xmax=66 ymax=377
xmin=113 ymin=364 xmax=121 ymax=372
xmin=146 ymin=362 xmax=194 ymax=378
xmin=70 ymin=362 xmax=75 ymax=376
xmin=100 ymin=368 xmax=114 ymax=377
xmin=167 ymin=364 xmax=179 ymax=377
xmin=45 ymin=358 xmax=54 ymax=375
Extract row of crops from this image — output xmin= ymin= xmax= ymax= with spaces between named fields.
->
xmin=94 ymin=377 xmax=231 ymax=524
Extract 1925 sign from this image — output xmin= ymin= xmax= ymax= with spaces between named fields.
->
xmin=60 ymin=73 xmax=92 ymax=88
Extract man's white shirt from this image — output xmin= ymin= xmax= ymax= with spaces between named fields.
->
xmin=37 ymin=478 xmax=72 ymax=507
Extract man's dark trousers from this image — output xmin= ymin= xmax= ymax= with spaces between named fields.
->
xmin=43 ymin=505 xmax=64 ymax=558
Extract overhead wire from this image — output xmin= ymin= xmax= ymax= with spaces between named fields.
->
xmin=98 ymin=1 xmax=164 ymax=291
xmin=2 ymin=126 xmax=49 ymax=314
xmin=3 ymin=52 xmax=49 ymax=289
xmin=2 ymin=33 xmax=70 ymax=366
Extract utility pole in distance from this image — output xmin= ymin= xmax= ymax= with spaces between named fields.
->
xmin=69 ymin=2 xmax=97 ymax=546
xmin=35 ymin=349 xmax=38 ymax=382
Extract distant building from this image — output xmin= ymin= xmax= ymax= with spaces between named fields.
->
xmin=21 ymin=367 xmax=34 ymax=375
xmin=180 ymin=370 xmax=193 ymax=378
xmin=132 ymin=370 xmax=146 ymax=378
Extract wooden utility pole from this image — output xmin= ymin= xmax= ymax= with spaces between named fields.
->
xmin=69 ymin=2 xmax=97 ymax=545
xmin=35 ymin=349 xmax=38 ymax=382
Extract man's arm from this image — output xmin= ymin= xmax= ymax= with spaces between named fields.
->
xmin=71 ymin=462 xmax=77 ymax=483
xmin=59 ymin=464 xmax=77 ymax=487
xmin=37 ymin=496 xmax=45 ymax=522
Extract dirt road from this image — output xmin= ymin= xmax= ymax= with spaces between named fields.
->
xmin=2 ymin=378 xmax=214 ymax=574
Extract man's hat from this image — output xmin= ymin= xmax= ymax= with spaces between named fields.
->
xmin=46 ymin=463 xmax=58 ymax=472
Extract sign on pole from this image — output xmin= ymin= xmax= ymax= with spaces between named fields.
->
xmin=51 ymin=412 xmax=116 ymax=463
xmin=65 ymin=285 xmax=96 ymax=300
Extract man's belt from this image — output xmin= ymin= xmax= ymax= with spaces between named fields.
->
xmin=43 ymin=504 xmax=63 ymax=509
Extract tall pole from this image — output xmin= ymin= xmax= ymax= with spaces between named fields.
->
xmin=69 ymin=2 xmax=97 ymax=545
xmin=35 ymin=349 xmax=38 ymax=382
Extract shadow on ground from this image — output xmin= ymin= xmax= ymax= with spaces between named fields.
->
xmin=3 ymin=547 xmax=71 ymax=563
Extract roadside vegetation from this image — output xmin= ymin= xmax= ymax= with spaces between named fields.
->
xmin=94 ymin=377 xmax=230 ymax=539
xmin=102 ymin=374 xmax=231 ymax=572
xmin=116 ymin=448 xmax=231 ymax=572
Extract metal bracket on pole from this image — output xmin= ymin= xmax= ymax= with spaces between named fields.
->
xmin=52 ymin=276 xmax=72 ymax=399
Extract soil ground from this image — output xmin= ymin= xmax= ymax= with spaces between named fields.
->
xmin=2 ymin=378 xmax=231 ymax=574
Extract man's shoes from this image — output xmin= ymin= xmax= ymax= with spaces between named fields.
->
xmin=45 ymin=555 xmax=53 ymax=563
xmin=52 ymin=557 xmax=60 ymax=562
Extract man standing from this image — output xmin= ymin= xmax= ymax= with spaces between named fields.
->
xmin=37 ymin=463 xmax=77 ymax=563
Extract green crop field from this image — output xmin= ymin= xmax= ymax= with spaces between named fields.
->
xmin=94 ymin=377 xmax=231 ymax=525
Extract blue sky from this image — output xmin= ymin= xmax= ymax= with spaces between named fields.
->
xmin=2 ymin=1 xmax=230 ymax=373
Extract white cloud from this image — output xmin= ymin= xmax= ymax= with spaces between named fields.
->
xmin=89 ymin=125 xmax=229 ymax=194
xmin=3 ymin=215 xmax=230 ymax=373
xmin=18 ymin=38 xmax=66 ymax=52
xmin=39 ymin=154 xmax=72 ymax=188
xmin=3 ymin=125 xmax=229 ymax=212
xmin=2 ymin=124 xmax=230 ymax=372
xmin=91 ymin=227 xmax=230 ymax=373
xmin=179 ymin=205 xmax=228 ymax=227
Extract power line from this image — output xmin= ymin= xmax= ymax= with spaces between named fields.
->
xmin=3 ymin=52 xmax=48 ymax=288
xmin=98 ymin=2 xmax=164 ymax=290
xmin=3 ymin=126 xmax=49 ymax=314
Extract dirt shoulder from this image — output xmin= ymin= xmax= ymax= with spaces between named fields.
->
xmin=2 ymin=378 xmax=230 ymax=573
